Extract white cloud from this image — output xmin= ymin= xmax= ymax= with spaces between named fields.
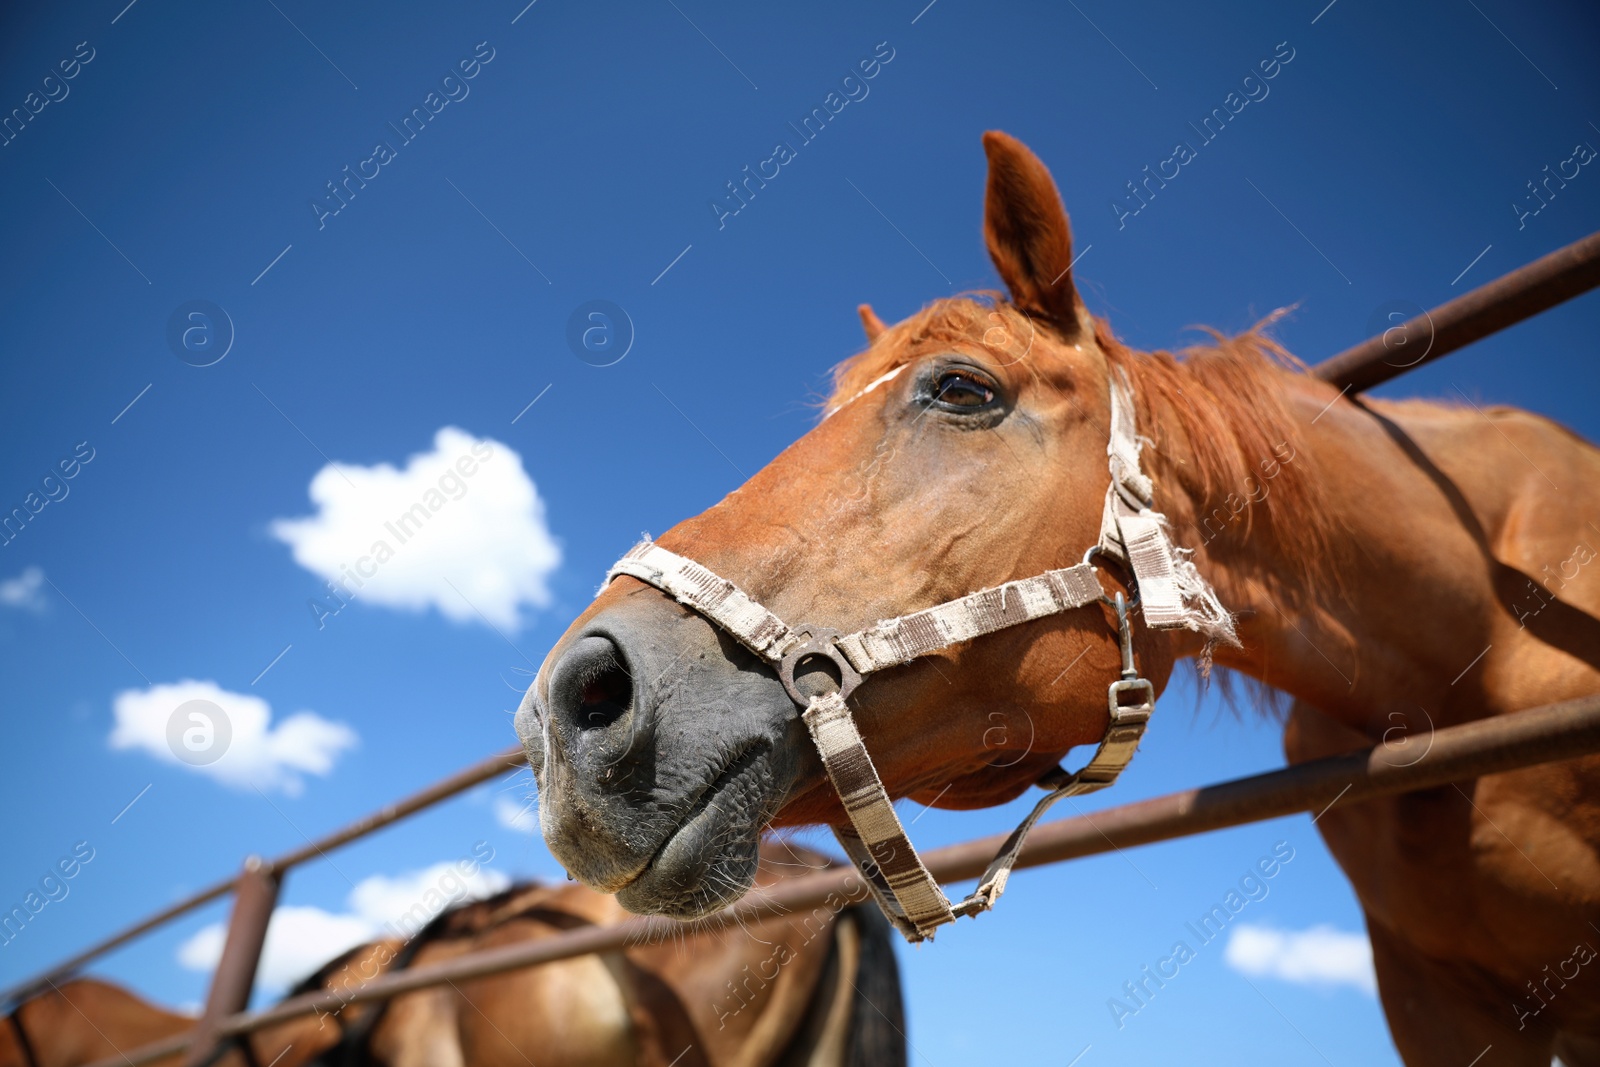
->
xmin=109 ymin=679 xmax=357 ymax=795
xmin=269 ymin=427 xmax=560 ymax=630
xmin=347 ymin=861 xmax=510 ymax=929
xmin=494 ymin=794 xmax=538 ymax=834
xmin=178 ymin=906 xmax=375 ymax=991
xmin=175 ymin=925 xmax=225 ymax=973
xmin=1224 ymin=923 xmax=1377 ymax=995
xmin=177 ymin=859 xmax=509 ymax=992
xmin=0 ymin=566 xmax=46 ymax=612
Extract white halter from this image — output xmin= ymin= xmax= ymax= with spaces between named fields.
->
xmin=603 ymin=373 xmax=1234 ymax=941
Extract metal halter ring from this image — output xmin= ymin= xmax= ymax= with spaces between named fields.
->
xmin=778 ymin=625 xmax=862 ymax=707
xmin=1081 ymin=544 xmax=1142 ymax=610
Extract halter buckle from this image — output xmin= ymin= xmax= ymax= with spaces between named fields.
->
xmin=778 ymin=626 xmax=862 ymax=707
xmin=1106 ymin=591 xmax=1153 ymax=724
xmin=1108 ymin=677 xmax=1155 ymax=725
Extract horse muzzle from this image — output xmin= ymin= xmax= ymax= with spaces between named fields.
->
xmin=519 ymin=590 xmax=806 ymax=916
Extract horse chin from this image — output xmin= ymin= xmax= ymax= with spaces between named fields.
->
xmin=613 ymin=747 xmax=777 ymax=917
xmin=544 ymin=737 xmax=793 ymax=919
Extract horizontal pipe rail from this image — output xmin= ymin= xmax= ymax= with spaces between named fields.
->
xmin=82 ymin=692 xmax=1600 ymax=1067
xmin=1312 ymin=229 xmax=1600 ymax=393
xmin=0 ymin=746 xmax=528 ymax=1007
xmin=270 ymin=747 xmax=527 ymax=870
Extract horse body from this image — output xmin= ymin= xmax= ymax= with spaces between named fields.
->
xmin=520 ymin=131 xmax=1600 ymax=1064
xmin=1255 ymin=391 xmax=1600 ymax=1062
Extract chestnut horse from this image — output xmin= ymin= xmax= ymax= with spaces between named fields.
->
xmin=0 ymin=979 xmax=203 ymax=1067
xmin=518 ymin=131 xmax=1600 ymax=1065
xmin=1 ymin=843 xmax=903 ymax=1067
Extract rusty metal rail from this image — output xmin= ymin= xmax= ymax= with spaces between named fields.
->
xmin=0 ymin=746 xmax=527 ymax=1008
xmin=1312 ymin=230 xmax=1600 ymax=392
xmin=78 ymin=692 xmax=1600 ymax=1067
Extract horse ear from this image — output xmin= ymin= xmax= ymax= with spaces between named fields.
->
xmin=857 ymin=303 xmax=888 ymax=342
xmin=981 ymin=131 xmax=1081 ymax=330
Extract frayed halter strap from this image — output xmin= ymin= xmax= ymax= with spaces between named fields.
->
xmin=603 ymin=374 xmax=1235 ymax=942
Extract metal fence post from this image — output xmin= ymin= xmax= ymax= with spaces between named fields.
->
xmin=183 ymin=856 xmax=281 ymax=1067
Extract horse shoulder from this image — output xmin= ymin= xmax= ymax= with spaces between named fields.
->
xmin=441 ymin=921 xmax=639 ymax=1066
xmin=363 ymin=983 xmax=464 ymax=1067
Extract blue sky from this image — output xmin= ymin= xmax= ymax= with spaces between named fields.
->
xmin=2 ymin=0 xmax=1598 ymax=1062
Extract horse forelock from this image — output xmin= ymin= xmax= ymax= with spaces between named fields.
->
xmin=827 ymin=293 xmax=1021 ymax=411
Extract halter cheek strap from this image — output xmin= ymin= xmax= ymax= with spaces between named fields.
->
xmin=600 ymin=374 xmax=1234 ymax=942
xmin=1100 ymin=373 xmax=1236 ymax=646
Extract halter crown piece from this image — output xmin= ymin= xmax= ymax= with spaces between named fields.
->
xmin=603 ymin=373 xmax=1236 ymax=942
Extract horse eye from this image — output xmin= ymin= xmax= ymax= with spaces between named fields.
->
xmin=934 ymin=371 xmax=995 ymax=408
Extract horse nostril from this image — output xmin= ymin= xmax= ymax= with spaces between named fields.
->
xmin=551 ymin=634 xmax=638 ymax=742
xmin=578 ymin=660 xmax=632 ymax=731
xmin=549 ymin=632 xmax=660 ymax=774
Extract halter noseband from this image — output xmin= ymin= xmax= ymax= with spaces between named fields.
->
xmin=601 ymin=373 xmax=1235 ymax=941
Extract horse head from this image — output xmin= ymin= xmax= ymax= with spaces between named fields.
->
xmin=520 ymin=132 xmax=1226 ymax=920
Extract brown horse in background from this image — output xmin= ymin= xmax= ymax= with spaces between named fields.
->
xmin=0 ymin=843 xmax=902 ymax=1067
xmin=1 ymin=979 xmax=200 ymax=1067
xmin=519 ymin=130 xmax=1600 ymax=1065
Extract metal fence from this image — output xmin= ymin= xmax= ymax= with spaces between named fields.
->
xmin=8 ymin=230 xmax=1598 ymax=1067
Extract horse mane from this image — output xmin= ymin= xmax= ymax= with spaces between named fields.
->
xmin=1097 ymin=317 xmax=1342 ymax=602
xmin=287 ymin=941 xmax=393 ymax=999
xmin=282 ymin=881 xmax=549 ymax=1001
xmin=828 ymin=297 xmax=1342 ymax=613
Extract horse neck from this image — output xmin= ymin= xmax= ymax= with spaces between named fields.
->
xmin=1151 ymin=371 xmax=1494 ymax=738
